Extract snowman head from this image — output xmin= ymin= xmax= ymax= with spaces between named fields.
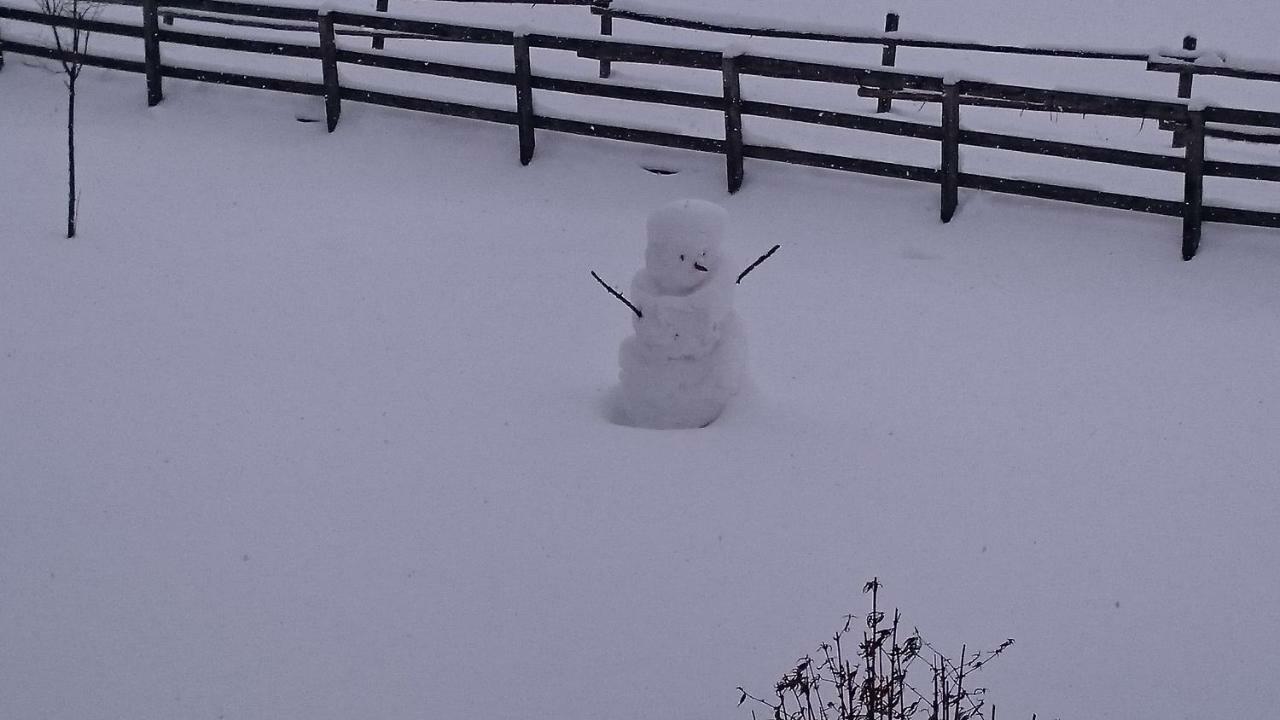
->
xmin=644 ymin=199 xmax=728 ymax=295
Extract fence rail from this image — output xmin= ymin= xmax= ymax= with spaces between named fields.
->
xmin=2 ymin=0 xmax=1280 ymax=260
xmin=591 ymin=3 xmax=1159 ymax=63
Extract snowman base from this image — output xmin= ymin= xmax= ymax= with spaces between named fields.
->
xmin=617 ymin=315 xmax=746 ymax=430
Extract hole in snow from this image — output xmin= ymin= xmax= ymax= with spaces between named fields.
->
xmin=642 ymin=166 xmax=679 ymax=176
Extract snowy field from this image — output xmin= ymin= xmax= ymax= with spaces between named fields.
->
xmin=3 ymin=2 xmax=1280 ymax=720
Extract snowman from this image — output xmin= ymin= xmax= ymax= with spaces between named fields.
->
xmin=613 ymin=199 xmax=750 ymax=429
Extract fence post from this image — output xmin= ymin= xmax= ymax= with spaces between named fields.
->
xmin=1181 ymin=109 xmax=1205 ymax=260
xmin=514 ymin=35 xmax=536 ymax=165
xmin=876 ymin=12 xmax=899 ymax=113
xmin=372 ymin=0 xmax=388 ymax=50
xmin=598 ymin=0 xmax=613 ymax=79
xmin=319 ymin=12 xmax=341 ymax=132
xmin=722 ymin=53 xmax=745 ymax=193
xmin=142 ymin=0 xmax=163 ymax=106
xmin=940 ymin=81 xmax=960 ymax=222
xmin=1172 ymin=34 xmax=1196 ymax=148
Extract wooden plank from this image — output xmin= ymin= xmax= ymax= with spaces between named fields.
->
xmin=163 ymin=63 xmax=324 ymax=94
xmin=337 ymin=49 xmax=515 ymax=84
xmin=1204 ymin=159 xmax=1280 ymax=182
xmin=158 ymin=27 xmax=318 ymax=57
xmin=1204 ymin=126 xmax=1280 ymax=144
xmin=148 ymin=11 xmax=316 ymax=33
xmin=1202 ymin=106 xmax=1280 ymax=129
xmin=956 ymin=80 xmax=1187 ymax=120
xmin=737 ymin=54 xmax=944 ymax=91
xmin=372 ymin=0 xmax=388 ymax=50
xmin=597 ymin=0 xmax=611 ymax=78
xmin=569 ymin=38 xmax=723 ymax=70
xmin=1182 ymin=110 xmax=1205 ymax=259
xmin=1161 ymin=117 xmax=1280 ymax=143
xmin=531 ymin=75 xmax=720 ymax=109
xmin=1172 ymin=35 xmax=1196 ymax=148
xmin=593 ymin=5 xmax=1149 ymax=61
xmin=514 ymin=35 xmax=536 ymax=165
xmin=535 ymin=116 xmax=725 ymax=153
xmin=342 ymin=87 xmax=520 ymax=124
xmin=327 ymin=11 xmax=513 ymax=45
xmin=524 ymin=33 xmax=593 ymax=52
xmin=157 ymin=0 xmax=316 ymax=21
xmin=1203 ymin=206 xmax=1280 ymax=228
xmin=1176 ymin=36 xmax=1197 ymax=98
xmin=959 ymin=129 xmax=1184 ymax=171
xmin=421 ymin=0 xmax=591 ymax=3
xmin=1147 ymin=60 xmax=1280 ymax=84
xmin=958 ymin=173 xmax=1183 ymax=216
xmin=0 ymin=5 xmax=145 ymax=37
xmin=405 ymin=0 xmax=591 ymax=3
xmin=858 ymin=87 xmax=1054 ymax=111
xmin=154 ymin=12 xmax=422 ymax=40
xmin=0 ymin=39 xmax=148 ymax=73
xmin=318 ymin=13 xmax=340 ymax=131
xmin=743 ymin=145 xmax=940 ymax=182
xmin=940 ymin=82 xmax=959 ymax=222
xmin=722 ymin=54 xmax=744 ymax=193
xmin=742 ymin=100 xmax=943 ymax=140
xmin=877 ymin=12 xmax=899 ymax=113
xmin=142 ymin=0 xmax=163 ymax=105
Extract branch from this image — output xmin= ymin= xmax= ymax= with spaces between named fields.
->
xmin=591 ymin=271 xmax=642 ymax=318
xmin=37 ymin=0 xmax=96 ymax=79
xmin=737 ymin=244 xmax=781 ymax=284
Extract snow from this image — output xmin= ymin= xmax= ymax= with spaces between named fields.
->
xmin=616 ymin=199 xmax=746 ymax=429
xmin=641 ymin=198 xmax=732 ymax=294
xmin=4 ymin=1 xmax=1280 ymax=719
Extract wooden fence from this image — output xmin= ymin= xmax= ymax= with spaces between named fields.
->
xmin=2 ymin=0 xmax=1280 ymax=260
xmin=592 ymin=3 xmax=1280 ymax=149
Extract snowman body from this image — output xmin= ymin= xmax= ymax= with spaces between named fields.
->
xmin=618 ymin=200 xmax=747 ymax=429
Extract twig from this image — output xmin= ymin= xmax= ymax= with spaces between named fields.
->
xmin=737 ymin=244 xmax=781 ymax=284
xmin=591 ymin=271 xmax=642 ymax=318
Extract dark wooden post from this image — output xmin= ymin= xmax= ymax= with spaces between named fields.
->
xmin=372 ymin=0 xmax=388 ymax=50
xmin=598 ymin=0 xmax=613 ymax=79
xmin=514 ymin=35 xmax=536 ymax=165
xmin=1177 ymin=35 xmax=1198 ymax=98
xmin=319 ymin=12 xmax=341 ymax=132
xmin=722 ymin=54 xmax=745 ymax=193
xmin=1172 ymin=34 xmax=1196 ymax=148
xmin=1181 ymin=109 xmax=1205 ymax=260
xmin=142 ymin=0 xmax=163 ymax=106
xmin=876 ymin=12 xmax=900 ymax=113
xmin=940 ymin=81 xmax=960 ymax=222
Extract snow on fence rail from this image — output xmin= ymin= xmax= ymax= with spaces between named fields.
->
xmin=593 ymin=2 xmax=1159 ymax=62
xmin=3 ymin=0 xmax=1280 ymax=260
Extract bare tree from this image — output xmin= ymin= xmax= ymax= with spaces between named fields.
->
xmin=38 ymin=0 xmax=97 ymax=238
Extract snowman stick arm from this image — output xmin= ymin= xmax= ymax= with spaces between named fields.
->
xmin=591 ymin=271 xmax=643 ymax=319
xmin=737 ymin=244 xmax=781 ymax=285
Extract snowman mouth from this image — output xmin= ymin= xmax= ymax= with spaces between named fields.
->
xmin=693 ymin=262 xmax=709 ymax=272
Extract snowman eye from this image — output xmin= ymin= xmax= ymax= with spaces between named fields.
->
xmin=679 ymin=254 xmax=685 ymax=261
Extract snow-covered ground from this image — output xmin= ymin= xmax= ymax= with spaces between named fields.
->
xmin=3 ymin=3 xmax=1280 ymax=719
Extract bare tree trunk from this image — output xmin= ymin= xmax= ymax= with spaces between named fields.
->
xmin=67 ymin=73 xmax=77 ymax=239
xmin=41 ymin=0 xmax=94 ymax=238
